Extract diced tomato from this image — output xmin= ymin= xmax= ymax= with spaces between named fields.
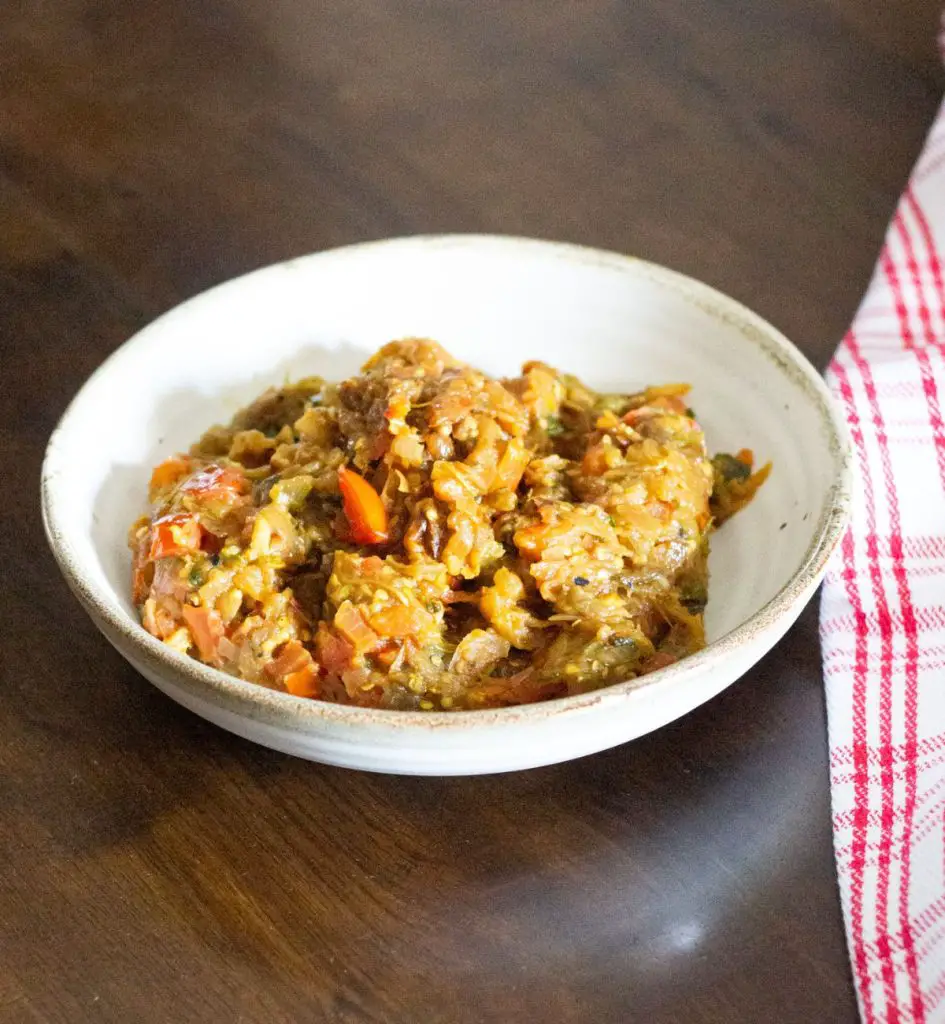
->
xmin=181 ymin=605 xmax=225 ymax=663
xmin=371 ymin=640 xmax=402 ymax=669
xmin=149 ymin=513 xmax=203 ymax=560
xmin=338 ymin=467 xmax=388 ymax=545
xmin=284 ymin=667 xmax=319 ymax=698
xmin=268 ymin=640 xmax=320 ymax=698
xmin=622 ymin=408 xmax=646 ymax=426
xmin=149 ymin=456 xmax=193 ymax=496
xmin=180 ymin=464 xmax=247 ymax=502
xmin=316 ymin=624 xmax=356 ymax=675
xmin=268 ymin=640 xmax=311 ymax=677
xmin=333 ymin=600 xmax=381 ymax=653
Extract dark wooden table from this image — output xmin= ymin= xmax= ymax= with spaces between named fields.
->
xmin=4 ymin=2 xmax=944 ymax=1021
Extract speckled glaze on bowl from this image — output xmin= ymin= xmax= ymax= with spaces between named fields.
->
xmin=41 ymin=235 xmax=851 ymax=775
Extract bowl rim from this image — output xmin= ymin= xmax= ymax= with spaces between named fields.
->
xmin=41 ymin=233 xmax=853 ymax=733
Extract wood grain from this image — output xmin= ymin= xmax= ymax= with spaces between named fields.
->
xmin=2 ymin=1 xmax=942 ymax=1021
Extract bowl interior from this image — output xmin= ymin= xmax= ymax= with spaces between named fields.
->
xmin=44 ymin=236 xmax=844 ymax=679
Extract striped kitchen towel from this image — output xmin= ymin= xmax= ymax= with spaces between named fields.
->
xmin=820 ymin=33 xmax=945 ymax=1024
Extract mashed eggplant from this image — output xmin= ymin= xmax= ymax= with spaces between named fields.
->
xmin=130 ymin=339 xmax=769 ymax=709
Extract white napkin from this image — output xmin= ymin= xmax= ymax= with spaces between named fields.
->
xmin=821 ymin=54 xmax=945 ymax=1024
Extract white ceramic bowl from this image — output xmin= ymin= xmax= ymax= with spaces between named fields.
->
xmin=41 ymin=235 xmax=851 ymax=775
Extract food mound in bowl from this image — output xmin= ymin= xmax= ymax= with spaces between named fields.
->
xmin=130 ymin=339 xmax=769 ymax=710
